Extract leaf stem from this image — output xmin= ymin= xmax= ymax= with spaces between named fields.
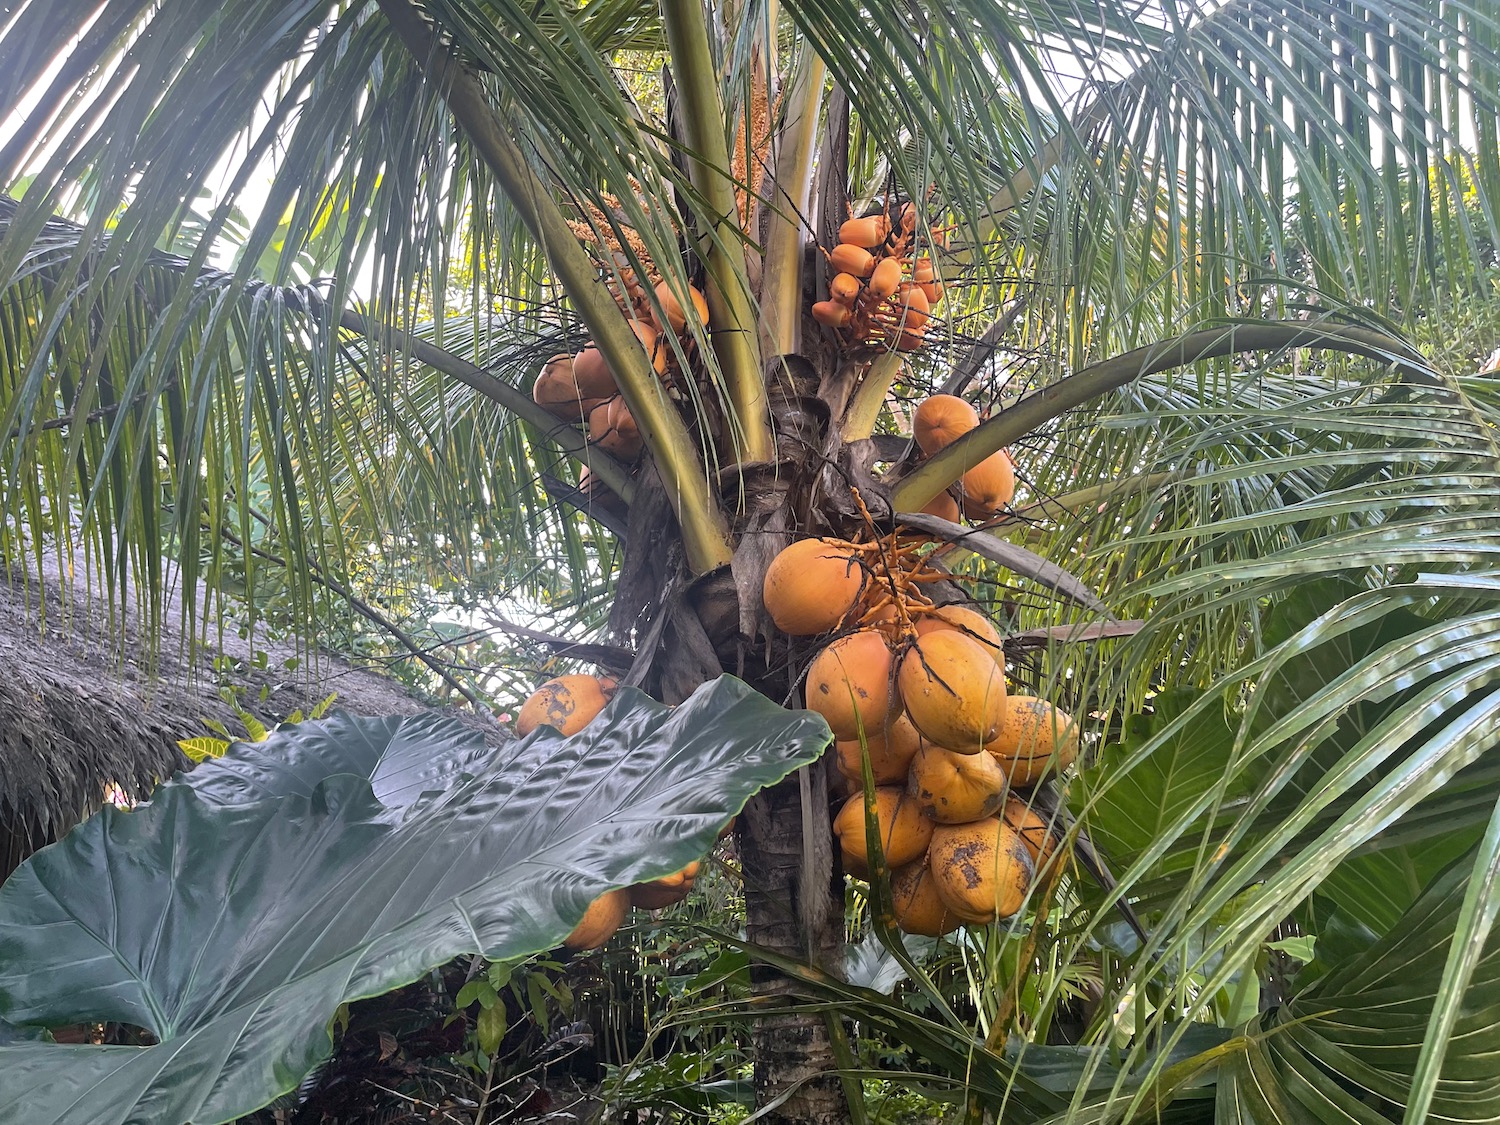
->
xmin=378 ymin=0 xmax=733 ymax=572
xmin=335 ymin=308 xmax=637 ymax=504
xmin=760 ymin=49 xmax=826 ymax=357
xmin=842 ymin=352 xmax=902 ymax=440
xmin=660 ymin=0 xmax=772 ymax=465
xmin=892 ymin=321 xmax=1435 ymax=513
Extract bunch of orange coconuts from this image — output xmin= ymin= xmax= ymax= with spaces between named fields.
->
xmin=813 ymin=202 xmax=945 ymax=352
xmin=761 ymin=395 xmax=1074 ymax=937
xmin=514 ymin=673 xmax=713 ymax=950
xmin=531 ymin=262 xmax=709 ymax=490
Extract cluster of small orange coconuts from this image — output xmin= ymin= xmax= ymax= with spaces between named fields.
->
xmin=762 ymin=454 xmax=1076 ymax=935
xmin=813 ymin=203 xmax=945 ymax=352
xmin=515 ymin=673 xmax=712 ymax=951
xmin=911 ymin=393 xmax=1017 ymax=525
xmin=531 ymin=263 xmax=710 ymax=497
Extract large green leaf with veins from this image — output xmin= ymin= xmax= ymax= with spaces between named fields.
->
xmin=0 ymin=678 xmax=829 ymax=1125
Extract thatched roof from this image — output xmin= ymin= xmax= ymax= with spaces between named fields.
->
xmin=0 ymin=554 xmax=501 ymax=869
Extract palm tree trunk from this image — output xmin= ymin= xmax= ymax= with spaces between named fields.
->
xmin=739 ymin=772 xmax=849 ymax=1125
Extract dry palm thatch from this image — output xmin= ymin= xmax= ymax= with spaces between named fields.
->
xmin=0 ymin=554 xmax=500 ymax=876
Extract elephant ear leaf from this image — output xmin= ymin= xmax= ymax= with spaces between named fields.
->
xmin=180 ymin=708 xmax=498 ymax=811
xmin=0 ymin=678 xmax=830 ymax=1125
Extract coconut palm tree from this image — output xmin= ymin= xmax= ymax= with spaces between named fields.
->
xmin=4 ymin=0 xmax=1500 ymax=1121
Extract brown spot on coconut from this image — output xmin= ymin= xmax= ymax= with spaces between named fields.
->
xmin=985 ymin=697 xmax=1079 ymax=786
xmin=833 ymin=786 xmax=933 ymax=871
xmin=897 ymin=631 xmax=1007 ymax=753
xmin=805 ymin=630 xmax=900 ymax=742
xmin=907 ymin=742 xmax=1007 ymax=824
xmin=516 ymin=674 xmax=617 ymax=736
xmin=889 ymin=861 xmax=959 ymax=937
xmin=564 ymin=887 xmax=629 ymax=950
xmin=928 ymin=818 xmax=1034 ymax=924
xmin=762 ymin=537 xmax=867 ymax=636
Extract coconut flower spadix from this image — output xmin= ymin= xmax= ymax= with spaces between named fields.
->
xmin=898 ymin=631 xmax=1007 ymax=753
xmin=833 ymin=786 xmax=932 ymax=870
xmin=763 ymin=537 xmax=867 ymax=635
xmin=806 ymin=629 xmax=900 ymax=741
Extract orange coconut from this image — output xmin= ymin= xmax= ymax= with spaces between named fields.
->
xmin=890 ymin=861 xmax=959 ymax=937
xmin=628 ymin=860 xmax=702 ymax=910
xmin=828 ymin=244 xmax=876 ymax=277
xmin=763 ymin=538 xmax=867 ymax=635
xmin=914 ymin=394 xmax=980 ymax=455
xmin=517 ymin=674 xmax=617 ymax=736
xmin=960 ymin=450 xmax=1016 ymax=518
xmin=564 ymin=888 xmax=630 ymax=950
xmin=914 ymin=604 xmax=1004 ymax=662
xmin=629 ymin=319 xmax=669 ymax=375
xmin=868 ymin=256 xmax=903 ymax=299
xmin=833 ymin=786 xmax=933 ymax=870
xmin=813 ymin=300 xmax=853 ymax=328
xmin=588 ymin=398 xmax=643 ymax=460
xmin=897 ymin=631 xmax=1007 ymax=753
xmin=653 ymin=281 xmax=709 ymax=333
xmin=907 ymin=743 xmax=1007 ymax=824
xmin=895 ymin=327 xmax=927 ymax=352
xmin=918 ymin=490 xmax=961 ymax=523
xmin=830 ymin=272 xmax=862 ymax=305
xmin=1002 ymin=798 xmax=1061 ymax=871
xmin=571 ymin=345 xmax=618 ymax=399
xmin=806 ymin=630 xmax=900 ymax=741
xmin=835 ymin=711 xmax=924 ymax=784
xmin=533 ymin=353 xmax=606 ymax=421
xmin=896 ymin=284 xmax=931 ymax=330
xmin=928 ymin=818 xmax=1034 ymax=923
xmin=985 ymin=697 xmax=1079 ymax=786
xmin=839 ymin=214 xmax=890 ymax=247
